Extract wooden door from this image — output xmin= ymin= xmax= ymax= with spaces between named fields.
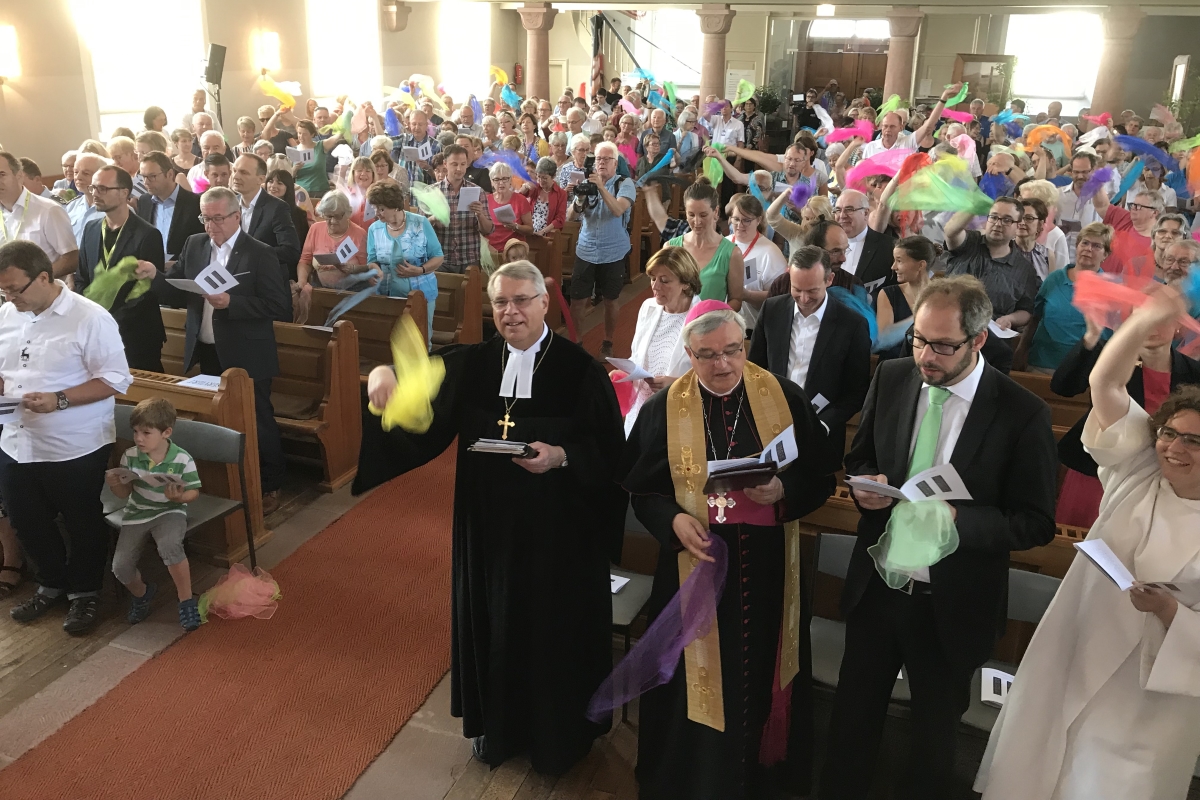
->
xmin=856 ymin=54 xmax=887 ymax=96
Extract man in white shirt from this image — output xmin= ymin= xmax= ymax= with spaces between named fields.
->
xmin=185 ymin=130 xmax=228 ymax=192
xmin=0 ymin=152 xmax=77 ymax=278
xmin=64 ymin=153 xmax=107 ymax=245
xmin=54 ymin=151 xmax=76 ymax=191
xmin=1057 ymin=152 xmax=1105 ymax=260
xmin=709 ymin=101 xmax=745 ymax=148
xmin=0 ymin=240 xmax=132 ymax=635
xmin=858 ymin=82 xmax=962 ymax=161
xmin=17 ymin=158 xmax=54 ymax=199
xmin=180 ymin=88 xmax=223 ymax=136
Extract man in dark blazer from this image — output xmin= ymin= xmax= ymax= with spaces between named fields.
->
xmin=819 ymin=274 xmax=1058 ymax=800
xmin=834 ymin=189 xmax=896 ymax=294
xmin=76 ymin=165 xmax=166 ymax=371
xmin=135 ymin=152 xmax=204 ymax=265
xmin=151 ymin=187 xmax=293 ymax=514
xmin=230 ymin=154 xmax=300 ymax=281
xmin=749 ymin=245 xmax=871 ymax=452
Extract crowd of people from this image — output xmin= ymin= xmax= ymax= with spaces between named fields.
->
xmin=1 ymin=63 xmax=1199 ymax=800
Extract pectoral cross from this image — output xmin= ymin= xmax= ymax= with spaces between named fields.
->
xmin=707 ymin=492 xmax=736 ymax=524
xmin=497 ymin=412 xmax=516 ymax=440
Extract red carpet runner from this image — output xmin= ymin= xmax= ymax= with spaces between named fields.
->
xmin=2 ymin=449 xmax=456 ymax=800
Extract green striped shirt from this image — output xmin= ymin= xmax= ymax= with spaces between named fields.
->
xmin=120 ymin=440 xmax=202 ymax=524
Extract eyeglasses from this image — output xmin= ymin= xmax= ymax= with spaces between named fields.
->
xmin=88 ymin=184 xmax=124 ymax=195
xmin=1156 ymin=228 xmax=1184 ymax=239
xmin=835 ymin=206 xmax=867 ymax=216
xmin=1127 ymin=203 xmax=1156 ymax=212
xmin=198 ymin=211 xmax=240 ymax=225
xmin=907 ymin=331 xmax=972 ymax=356
xmin=730 ymin=216 xmax=757 ymax=227
xmin=1076 ymin=239 xmax=1106 ymax=251
xmin=138 ymin=172 xmax=163 ymax=181
xmin=986 ymin=214 xmax=1019 ymax=226
xmin=594 ymin=156 xmax=616 ymax=163
xmin=1161 ymin=256 xmax=1197 ymax=267
xmin=490 ymin=294 xmax=542 ymax=311
xmin=690 ymin=344 xmax=745 ymax=363
xmin=1157 ymin=425 xmax=1200 ymax=451
xmin=0 ymin=276 xmax=36 ymax=298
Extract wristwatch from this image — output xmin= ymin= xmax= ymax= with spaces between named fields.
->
xmin=560 ymin=452 xmax=569 ymax=468
xmin=55 ymin=391 xmax=69 ymax=411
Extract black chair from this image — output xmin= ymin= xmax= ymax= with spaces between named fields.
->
xmin=102 ymin=403 xmax=260 ymax=570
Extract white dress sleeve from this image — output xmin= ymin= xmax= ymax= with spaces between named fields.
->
xmin=1082 ymin=401 xmax=1158 ymax=494
xmin=1141 ymin=606 xmax=1200 ymax=697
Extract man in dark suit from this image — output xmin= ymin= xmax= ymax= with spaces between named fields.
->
xmin=834 ymin=189 xmax=896 ymax=294
xmin=135 ymin=152 xmax=204 ymax=265
xmin=749 ymin=245 xmax=871 ymax=451
xmin=819 ymin=274 xmax=1058 ymax=800
xmin=76 ymin=165 xmax=166 ymax=372
xmin=230 ymin=154 xmax=300 ymax=281
xmin=151 ymin=187 xmax=293 ymax=514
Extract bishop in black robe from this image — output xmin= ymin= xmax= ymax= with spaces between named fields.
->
xmin=354 ymin=322 xmax=627 ymax=775
xmin=621 ymin=372 xmax=837 ymax=800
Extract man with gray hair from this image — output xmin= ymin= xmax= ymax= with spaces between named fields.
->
xmin=823 ymin=274 xmax=1057 ymax=799
xmin=619 ymin=298 xmax=836 ymax=799
xmin=65 ymin=152 xmax=108 ymax=244
xmin=1161 ymin=238 xmax=1200 ymax=285
xmin=150 ymin=186 xmax=291 ymax=513
xmin=1151 ymin=212 xmax=1187 ymax=279
xmin=359 ymin=259 xmax=626 ymax=776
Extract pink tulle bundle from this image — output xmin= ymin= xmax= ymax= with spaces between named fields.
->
xmin=941 ymin=109 xmax=975 ymax=124
xmin=950 ymin=133 xmax=975 ymax=160
xmin=789 ymin=181 xmax=814 ymax=209
xmin=825 ymin=120 xmax=875 ymax=143
xmin=844 ymin=149 xmax=914 ymax=193
xmin=197 ymin=563 xmax=281 ymax=623
xmin=608 ymin=370 xmax=637 ymax=417
xmin=619 ymin=98 xmax=639 ymax=116
xmin=1110 ymin=230 xmax=1157 ymax=290
xmin=1072 ymin=271 xmax=1200 ymax=344
xmin=1082 ymin=113 xmax=1112 ymax=127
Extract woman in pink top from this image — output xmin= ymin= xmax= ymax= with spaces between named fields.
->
xmin=298 ymin=190 xmax=377 ymax=294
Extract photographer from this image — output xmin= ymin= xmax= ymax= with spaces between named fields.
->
xmin=565 ymin=141 xmax=635 ymax=356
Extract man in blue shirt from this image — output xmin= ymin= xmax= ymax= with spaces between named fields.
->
xmin=566 ymin=141 xmax=636 ymax=357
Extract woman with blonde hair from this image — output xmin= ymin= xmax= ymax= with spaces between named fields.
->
xmin=726 ymin=193 xmax=787 ymax=334
xmin=623 ymin=247 xmax=703 ymax=433
xmin=1018 ymin=178 xmax=1070 ymax=271
xmin=765 ymin=189 xmax=835 ymax=255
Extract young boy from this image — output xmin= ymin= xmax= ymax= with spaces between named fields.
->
xmin=105 ymin=398 xmax=203 ymax=631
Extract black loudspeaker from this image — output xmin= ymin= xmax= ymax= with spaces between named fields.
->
xmin=204 ymin=43 xmax=227 ymax=85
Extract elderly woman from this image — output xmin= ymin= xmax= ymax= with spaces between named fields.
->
xmin=548 ymin=131 xmax=571 ymax=169
xmin=623 ymin=247 xmax=703 ymax=434
xmin=365 ymin=181 xmax=443 ymax=339
xmin=298 ymin=191 xmax=377 ymax=293
xmin=726 ymin=193 xmax=787 ymax=334
xmin=498 ymin=111 xmax=518 ymax=140
xmin=615 ymin=113 xmax=640 ymax=168
xmin=557 ymin=133 xmax=590 ymax=189
xmin=1015 ymin=197 xmax=1054 ymax=280
xmin=291 ymin=119 xmax=342 ymax=196
xmin=481 ymin=116 xmax=501 ymax=150
xmin=1027 ymin=222 xmax=1113 ymax=373
xmin=1017 ymin=179 xmax=1071 ymax=271
xmin=976 ymin=285 xmax=1200 ymax=800
xmin=523 ymin=158 xmax=568 ymax=237
xmin=667 ymin=178 xmax=745 ymax=310
xmin=485 ymin=162 xmax=534 ymax=253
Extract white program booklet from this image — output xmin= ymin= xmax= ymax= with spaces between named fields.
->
xmin=178 ymin=374 xmax=221 ymax=391
xmin=401 ymin=146 xmax=420 ymax=163
xmin=605 ymin=357 xmax=653 ymax=382
xmin=1073 ymin=539 xmax=1200 ymax=605
xmin=0 ymin=398 xmax=21 ymax=418
xmin=285 ymin=146 xmax=313 ymax=164
xmin=846 ymin=463 xmax=973 ymax=504
xmin=167 ymin=262 xmax=239 ymax=295
xmin=493 ymin=204 xmax=517 ymax=224
xmin=988 ymin=319 xmax=1020 ymax=339
xmin=707 ymin=425 xmax=798 ymax=475
xmin=456 ymin=186 xmax=481 ymax=212
xmin=981 ymin=667 xmax=1015 ymax=707
xmin=610 ymin=574 xmax=631 ymax=594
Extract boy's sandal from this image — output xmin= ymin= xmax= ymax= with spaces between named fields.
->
xmin=0 ymin=566 xmax=23 ymax=599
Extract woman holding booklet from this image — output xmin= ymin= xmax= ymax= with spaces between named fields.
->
xmin=975 ymin=284 xmax=1200 ymax=800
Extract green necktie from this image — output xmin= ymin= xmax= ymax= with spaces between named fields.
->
xmin=907 ymin=387 xmax=951 ymax=479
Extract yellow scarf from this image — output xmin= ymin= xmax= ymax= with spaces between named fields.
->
xmin=665 ymin=363 xmax=801 ymax=731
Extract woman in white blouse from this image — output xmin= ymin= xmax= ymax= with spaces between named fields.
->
xmin=975 ymin=285 xmax=1200 ymax=800
xmin=622 ymin=248 xmax=702 ymax=435
xmin=725 ymin=193 xmax=787 ymax=336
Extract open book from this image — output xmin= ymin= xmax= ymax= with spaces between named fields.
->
xmin=704 ymin=426 xmax=798 ymax=492
xmin=468 ymin=438 xmax=536 ymax=459
xmin=1075 ymin=539 xmax=1200 ymax=605
xmin=846 ymin=463 xmax=973 ymax=504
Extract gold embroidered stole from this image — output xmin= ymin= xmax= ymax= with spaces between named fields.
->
xmin=665 ymin=363 xmax=801 ymax=731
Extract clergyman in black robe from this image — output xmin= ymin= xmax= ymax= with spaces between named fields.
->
xmin=354 ymin=262 xmax=627 ymax=775
xmin=620 ymin=305 xmax=837 ymax=800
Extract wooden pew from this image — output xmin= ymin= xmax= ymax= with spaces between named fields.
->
xmin=118 ymin=368 xmax=266 ymax=567
xmin=271 ymin=321 xmax=362 ymax=492
xmin=307 ymin=288 xmax=429 ymax=378
xmin=432 ymin=266 xmax=484 ymax=348
xmin=161 ymin=309 xmax=365 ymax=490
xmin=528 ymin=235 xmax=564 ymax=331
xmin=628 ymin=189 xmax=650 ymax=283
xmin=1010 ymin=370 xmax=1091 ymax=437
